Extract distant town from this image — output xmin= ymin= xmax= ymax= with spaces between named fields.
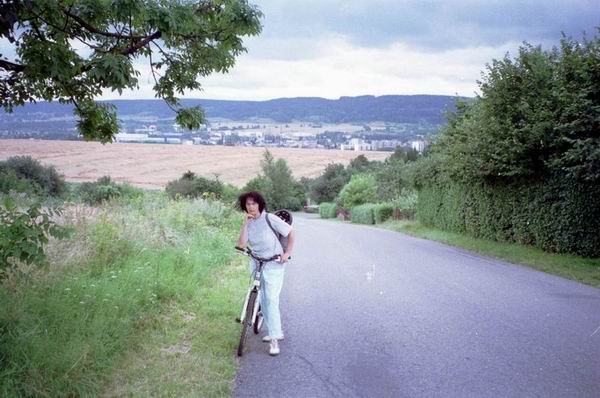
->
xmin=113 ymin=121 xmax=430 ymax=153
xmin=0 ymin=95 xmax=457 ymax=153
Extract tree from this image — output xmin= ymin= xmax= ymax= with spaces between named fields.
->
xmin=308 ymin=163 xmax=349 ymax=203
xmin=338 ymin=174 xmax=377 ymax=208
xmin=243 ymin=150 xmax=304 ymax=210
xmin=433 ymin=33 xmax=600 ymax=184
xmin=0 ymin=0 xmax=262 ymax=143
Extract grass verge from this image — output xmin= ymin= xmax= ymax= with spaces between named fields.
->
xmin=0 ymin=192 xmax=248 ymax=396
xmin=102 ymin=258 xmax=248 ymax=397
xmin=381 ymin=220 xmax=600 ymax=288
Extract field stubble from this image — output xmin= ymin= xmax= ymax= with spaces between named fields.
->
xmin=0 ymin=139 xmax=391 ymax=188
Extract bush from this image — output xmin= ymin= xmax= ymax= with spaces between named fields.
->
xmin=0 ymin=169 xmax=36 ymax=195
xmin=0 ymin=194 xmax=68 ymax=273
xmin=319 ymin=202 xmax=337 ymax=219
xmin=392 ymin=191 xmax=418 ymax=220
xmin=0 ymin=156 xmax=66 ymax=197
xmin=373 ymin=203 xmax=394 ymax=223
xmin=350 ymin=204 xmax=376 ymax=225
xmin=77 ymin=176 xmax=121 ymax=204
xmin=338 ymin=174 xmax=378 ymax=208
xmin=221 ymin=183 xmax=241 ymax=204
xmin=165 ymin=172 xmax=223 ymax=200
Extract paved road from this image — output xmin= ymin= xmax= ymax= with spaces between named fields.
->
xmin=234 ymin=215 xmax=600 ymax=397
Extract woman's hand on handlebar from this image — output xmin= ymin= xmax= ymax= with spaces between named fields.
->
xmin=279 ymin=252 xmax=291 ymax=263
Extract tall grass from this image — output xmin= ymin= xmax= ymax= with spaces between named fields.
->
xmin=0 ymin=191 xmax=245 ymax=396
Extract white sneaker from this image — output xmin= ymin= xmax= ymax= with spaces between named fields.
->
xmin=262 ymin=335 xmax=285 ymax=342
xmin=269 ymin=339 xmax=280 ymax=356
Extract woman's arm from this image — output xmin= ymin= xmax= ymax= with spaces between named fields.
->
xmin=280 ymin=230 xmax=295 ymax=262
xmin=236 ymin=214 xmax=252 ymax=248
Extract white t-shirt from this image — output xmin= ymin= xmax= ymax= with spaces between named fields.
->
xmin=247 ymin=211 xmax=292 ymax=258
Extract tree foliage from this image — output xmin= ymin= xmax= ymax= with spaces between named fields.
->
xmin=338 ymin=174 xmax=377 ymax=209
xmin=414 ymin=31 xmax=600 ymax=256
xmin=433 ymin=33 xmax=600 ymax=184
xmin=244 ymin=150 xmax=305 ymax=211
xmin=0 ymin=0 xmax=262 ymax=142
xmin=308 ymin=163 xmax=349 ymax=204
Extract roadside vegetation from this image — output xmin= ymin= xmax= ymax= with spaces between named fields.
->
xmin=1 ymin=157 xmax=248 ymax=396
xmin=310 ymin=32 xmax=599 ymax=283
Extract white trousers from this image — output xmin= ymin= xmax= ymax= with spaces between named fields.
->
xmin=252 ymin=260 xmax=285 ymax=339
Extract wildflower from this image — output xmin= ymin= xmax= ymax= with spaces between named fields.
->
xmin=103 ymin=299 xmax=109 ymax=302
xmin=79 ymin=301 xmax=85 ymax=304
xmin=136 ymin=288 xmax=141 ymax=292
xmin=90 ymin=284 xmax=96 ymax=288
xmin=111 ymin=275 xmax=117 ymax=279
xmin=64 ymin=288 xmax=71 ymax=291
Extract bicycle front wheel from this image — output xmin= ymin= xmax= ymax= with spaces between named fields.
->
xmin=237 ymin=290 xmax=258 ymax=357
xmin=253 ymin=304 xmax=263 ymax=334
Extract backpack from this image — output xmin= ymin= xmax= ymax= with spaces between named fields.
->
xmin=265 ymin=210 xmax=293 ymax=252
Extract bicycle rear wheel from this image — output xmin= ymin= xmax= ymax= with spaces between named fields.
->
xmin=237 ymin=290 xmax=258 ymax=357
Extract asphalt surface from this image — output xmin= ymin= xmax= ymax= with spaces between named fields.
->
xmin=233 ymin=214 xmax=600 ymax=398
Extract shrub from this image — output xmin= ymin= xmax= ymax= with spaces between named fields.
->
xmin=338 ymin=174 xmax=378 ymax=208
xmin=0 ymin=169 xmax=36 ymax=195
xmin=221 ymin=183 xmax=241 ymax=204
xmin=0 ymin=156 xmax=66 ymax=197
xmin=350 ymin=204 xmax=376 ymax=224
xmin=319 ymin=202 xmax=337 ymax=219
xmin=392 ymin=191 xmax=418 ymax=220
xmin=165 ymin=173 xmax=223 ymax=199
xmin=373 ymin=203 xmax=394 ymax=223
xmin=0 ymin=194 xmax=68 ymax=273
xmin=77 ymin=176 xmax=121 ymax=204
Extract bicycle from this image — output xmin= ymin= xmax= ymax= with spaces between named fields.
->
xmin=235 ymin=246 xmax=281 ymax=357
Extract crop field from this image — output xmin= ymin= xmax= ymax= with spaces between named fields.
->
xmin=0 ymin=139 xmax=390 ymax=188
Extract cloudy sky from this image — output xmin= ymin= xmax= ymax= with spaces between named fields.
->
xmin=190 ymin=0 xmax=598 ymax=100
xmin=5 ymin=0 xmax=599 ymax=101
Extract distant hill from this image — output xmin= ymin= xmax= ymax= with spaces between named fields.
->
xmin=1 ymin=95 xmax=461 ymax=124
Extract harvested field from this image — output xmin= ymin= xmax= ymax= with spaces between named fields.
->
xmin=0 ymin=139 xmax=391 ymax=188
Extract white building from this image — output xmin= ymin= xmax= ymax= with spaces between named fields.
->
xmin=342 ymin=138 xmax=371 ymax=151
xmin=410 ymin=140 xmax=426 ymax=153
xmin=115 ymin=133 xmax=148 ymax=143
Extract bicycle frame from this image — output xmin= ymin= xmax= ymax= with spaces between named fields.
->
xmin=235 ymin=247 xmax=280 ymax=326
xmin=238 ymin=260 xmax=264 ymax=325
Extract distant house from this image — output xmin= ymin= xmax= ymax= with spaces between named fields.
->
xmin=341 ymin=138 xmax=371 ymax=151
xmin=410 ymin=140 xmax=426 ymax=152
xmin=115 ymin=133 xmax=149 ymax=143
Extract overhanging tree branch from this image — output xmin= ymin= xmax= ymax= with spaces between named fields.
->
xmin=62 ymin=8 xmax=147 ymax=40
xmin=0 ymin=59 xmax=24 ymax=72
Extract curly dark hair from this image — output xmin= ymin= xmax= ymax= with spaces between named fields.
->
xmin=238 ymin=191 xmax=267 ymax=213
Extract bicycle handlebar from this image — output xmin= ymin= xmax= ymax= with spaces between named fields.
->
xmin=235 ymin=246 xmax=290 ymax=262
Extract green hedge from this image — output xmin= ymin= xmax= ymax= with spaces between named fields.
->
xmin=350 ymin=204 xmax=376 ymax=224
xmin=373 ymin=203 xmax=394 ymax=223
xmin=417 ymin=174 xmax=600 ymax=257
xmin=319 ymin=202 xmax=337 ymax=219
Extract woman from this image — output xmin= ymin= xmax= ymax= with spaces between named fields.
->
xmin=237 ymin=191 xmax=295 ymax=356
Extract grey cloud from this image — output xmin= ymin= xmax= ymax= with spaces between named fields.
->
xmin=253 ymin=0 xmax=600 ymax=50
